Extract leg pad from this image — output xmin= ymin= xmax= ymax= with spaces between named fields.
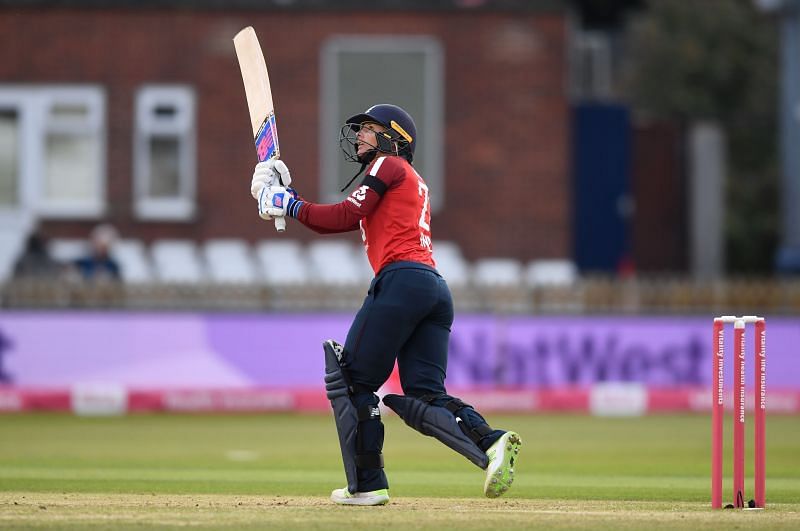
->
xmin=383 ymin=393 xmax=490 ymax=469
xmin=324 ymin=340 xmax=385 ymax=494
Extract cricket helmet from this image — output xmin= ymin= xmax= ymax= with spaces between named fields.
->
xmin=339 ymin=103 xmax=417 ymax=163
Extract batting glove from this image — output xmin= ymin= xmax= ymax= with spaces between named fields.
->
xmin=259 ymin=185 xmax=302 ymax=220
xmin=250 ymin=159 xmax=292 ymax=200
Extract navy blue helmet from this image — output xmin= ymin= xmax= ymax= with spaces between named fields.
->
xmin=340 ymin=104 xmax=417 ymax=163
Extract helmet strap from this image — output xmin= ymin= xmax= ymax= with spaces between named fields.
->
xmin=340 ymin=160 xmax=369 ymax=193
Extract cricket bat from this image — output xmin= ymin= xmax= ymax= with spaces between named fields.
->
xmin=233 ymin=26 xmax=285 ymax=232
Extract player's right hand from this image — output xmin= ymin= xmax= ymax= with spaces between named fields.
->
xmin=251 ymin=159 xmax=292 ymax=200
xmin=260 ymin=186 xmax=289 ymax=218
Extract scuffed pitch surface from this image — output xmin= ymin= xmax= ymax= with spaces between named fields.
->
xmin=2 ymin=493 xmax=799 ymax=530
xmin=1 ymin=414 xmax=799 ymax=529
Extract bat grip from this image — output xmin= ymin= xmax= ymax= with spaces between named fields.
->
xmin=274 ymin=217 xmax=286 ymax=232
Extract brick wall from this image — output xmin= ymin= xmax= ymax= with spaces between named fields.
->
xmin=0 ymin=7 xmax=570 ymax=262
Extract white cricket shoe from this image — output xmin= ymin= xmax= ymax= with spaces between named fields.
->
xmin=483 ymin=431 xmax=522 ymax=498
xmin=330 ymin=487 xmax=390 ymax=506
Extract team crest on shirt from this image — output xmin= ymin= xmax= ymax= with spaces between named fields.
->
xmin=347 ymin=185 xmax=368 ymax=208
xmin=354 ymin=185 xmax=368 ymax=201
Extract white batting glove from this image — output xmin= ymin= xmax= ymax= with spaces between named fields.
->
xmin=274 ymin=159 xmax=292 ymax=187
xmin=259 ymin=185 xmax=295 ymax=220
xmin=251 ymin=160 xmax=275 ymax=200
xmin=251 ymin=159 xmax=292 ymax=200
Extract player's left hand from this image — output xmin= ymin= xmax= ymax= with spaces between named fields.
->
xmin=251 ymin=160 xmax=274 ymax=200
xmin=259 ymin=185 xmax=295 ymax=220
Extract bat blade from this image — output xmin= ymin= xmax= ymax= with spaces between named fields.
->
xmin=233 ymin=26 xmax=280 ymax=162
xmin=233 ymin=26 xmax=285 ymax=232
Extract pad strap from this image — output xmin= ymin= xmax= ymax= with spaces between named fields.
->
xmin=356 ymin=453 xmax=385 ymax=469
xmin=419 ymin=394 xmax=492 ymax=444
xmin=356 ymin=404 xmax=384 ymax=469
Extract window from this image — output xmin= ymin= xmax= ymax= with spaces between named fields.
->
xmin=570 ymin=30 xmax=613 ymax=100
xmin=321 ymin=36 xmax=444 ymax=211
xmin=134 ymin=86 xmax=196 ymax=220
xmin=0 ymin=86 xmax=106 ymax=219
xmin=0 ymin=109 xmax=20 ymax=207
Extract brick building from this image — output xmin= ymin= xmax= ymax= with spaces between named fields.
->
xmin=0 ymin=0 xmax=571 ymax=263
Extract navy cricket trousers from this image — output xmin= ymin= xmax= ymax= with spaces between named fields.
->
xmin=340 ymin=261 xmax=452 ymax=492
xmin=343 ymin=261 xmax=452 ymax=396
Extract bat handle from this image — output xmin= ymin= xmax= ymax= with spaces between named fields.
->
xmin=274 ymin=163 xmax=287 ymax=232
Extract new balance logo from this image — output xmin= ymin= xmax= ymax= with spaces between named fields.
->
xmin=332 ymin=342 xmax=344 ymax=361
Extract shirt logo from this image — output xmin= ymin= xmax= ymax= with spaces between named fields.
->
xmin=353 ymin=185 xmax=368 ymax=202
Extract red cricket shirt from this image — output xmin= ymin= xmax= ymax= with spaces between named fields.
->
xmin=296 ymin=155 xmax=435 ymax=273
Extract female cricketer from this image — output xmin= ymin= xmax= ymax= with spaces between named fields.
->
xmin=250 ymin=103 xmax=521 ymax=506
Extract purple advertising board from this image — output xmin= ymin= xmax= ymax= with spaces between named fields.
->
xmin=0 ymin=312 xmax=797 ymax=390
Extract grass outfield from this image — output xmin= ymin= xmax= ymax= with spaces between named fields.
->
xmin=0 ymin=413 xmax=798 ymax=529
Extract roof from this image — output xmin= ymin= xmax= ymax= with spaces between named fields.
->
xmin=0 ymin=0 xmax=567 ymax=12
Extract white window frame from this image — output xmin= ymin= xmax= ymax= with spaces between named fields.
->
xmin=569 ymin=29 xmax=613 ymax=100
xmin=0 ymin=85 xmax=106 ymax=221
xmin=0 ymin=92 xmax=31 ymax=227
xmin=320 ymin=36 xmax=444 ymax=211
xmin=133 ymin=85 xmax=196 ymax=221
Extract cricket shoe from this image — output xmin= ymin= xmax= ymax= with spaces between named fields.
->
xmin=483 ymin=431 xmax=522 ymax=498
xmin=330 ymin=487 xmax=390 ymax=506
